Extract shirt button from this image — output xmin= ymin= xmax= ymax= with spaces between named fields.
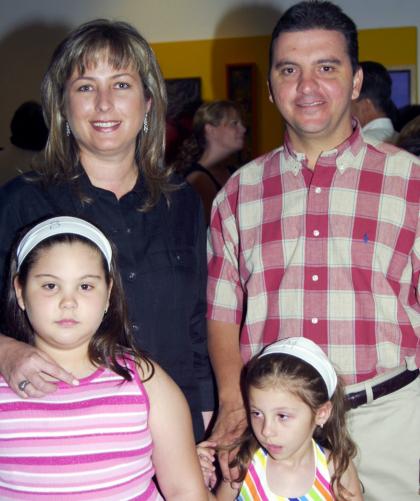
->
xmin=312 ymin=274 xmax=319 ymax=282
xmin=315 ymin=187 xmax=322 ymax=194
xmin=311 ymin=317 xmax=319 ymax=324
xmin=313 ymin=229 xmax=320 ymax=237
xmin=132 ymin=323 xmax=139 ymax=332
xmin=128 ymin=271 xmax=136 ymax=281
xmin=126 ymin=227 xmax=132 ymax=234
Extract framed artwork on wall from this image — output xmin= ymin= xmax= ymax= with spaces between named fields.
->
xmin=226 ymin=63 xmax=257 ymax=158
xmin=164 ymin=77 xmax=202 ymax=164
xmin=165 ymin=77 xmax=202 ymax=120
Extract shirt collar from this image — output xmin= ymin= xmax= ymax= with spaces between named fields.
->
xmin=363 ymin=117 xmax=394 ymax=133
xmin=76 ymin=164 xmax=146 ymax=199
xmin=283 ymin=120 xmax=366 ymax=175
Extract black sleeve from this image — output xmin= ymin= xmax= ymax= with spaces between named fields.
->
xmin=190 ymin=195 xmax=215 ymax=411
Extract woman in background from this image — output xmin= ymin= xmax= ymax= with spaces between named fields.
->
xmin=174 ymin=101 xmax=246 ymax=223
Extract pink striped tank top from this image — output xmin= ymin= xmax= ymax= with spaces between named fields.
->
xmin=0 ymin=358 xmax=163 ymax=500
xmin=238 ymin=440 xmax=334 ymax=500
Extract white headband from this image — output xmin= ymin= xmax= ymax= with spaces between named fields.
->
xmin=16 ymin=216 xmax=113 ymax=271
xmin=259 ymin=337 xmax=337 ymax=398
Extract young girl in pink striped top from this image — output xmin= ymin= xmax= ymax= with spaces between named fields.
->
xmin=198 ymin=337 xmax=363 ymax=500
xmin=0 ymin=216 xmax=210 ymax=500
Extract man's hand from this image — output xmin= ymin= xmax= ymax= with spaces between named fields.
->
xmin=0 ymin=336 xmax=78 ymax=397
xmin=208 ymin=403 xmax=247 ymax=483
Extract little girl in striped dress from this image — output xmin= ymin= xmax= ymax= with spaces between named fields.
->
xmin=198 ymin=337 xmax=363 ymax=500
xmin=0 ymin=216 xmax=210 ymax=500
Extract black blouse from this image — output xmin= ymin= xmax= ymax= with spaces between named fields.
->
xmin=0 ymin=170 xmax=214 ymax=440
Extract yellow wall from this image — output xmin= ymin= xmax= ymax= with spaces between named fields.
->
xmin=152 ymin=26 xmax=417 ymax=157
xmin=152 ymin=36 xmax=283 ymax=158
xmin=359 ymin=27 xmax=416 ymax=67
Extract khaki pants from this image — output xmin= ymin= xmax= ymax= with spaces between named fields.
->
xmin=346 ymin=365 xmax=420 ymax=501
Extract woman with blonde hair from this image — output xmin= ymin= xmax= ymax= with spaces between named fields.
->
xmin=0 ymin=19 xmax=213 ymax=442
xmin=174 ymin=100 xmax=246 ymax=223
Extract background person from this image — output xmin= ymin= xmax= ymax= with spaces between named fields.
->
xmin=395 ymin=103 xmax=420 ymax=132
xmin=351 ymin=61 xmax=399 ymax=143
xmin=0 ymin=216 xmax=210 ymax=500
xmin=396 ymin=114 xmax=420 ymax=156
xmin=0 ymin=19 xmax=213 ymax=440
xmin=206 ymin=2 xmax=420 ymax=499
xmin=0 ymin=101 xmax=48 ymax=185
xmin=173 ymin=100 xmax=246 ymax=224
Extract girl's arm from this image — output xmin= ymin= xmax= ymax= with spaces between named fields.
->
xmin=328 ymin=457 xmax=364 ymax=501
xmin=141 ymin=361 xmax=215 ymax=501
xmin=338 ymin=459 xmax=364 ymax=500
xmin=215 ymin=479 xmax=241 ymax=501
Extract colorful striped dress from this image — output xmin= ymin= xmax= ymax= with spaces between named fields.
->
xmin=0 ymin=358 xmax=163 ymax=500
xmin=238 ymin=440 xmax=334 ymax=500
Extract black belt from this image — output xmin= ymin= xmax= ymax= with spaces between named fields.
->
xmin=345 ymin=368 xmax=419 ymax=410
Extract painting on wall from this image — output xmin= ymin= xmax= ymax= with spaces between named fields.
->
xmin=165 ymin=77 xmax=202 ymax=120
xmin=226 ymin=63 xmax=256 ymax=159
xmin=164 ymin=77 xmax=202 ymax=164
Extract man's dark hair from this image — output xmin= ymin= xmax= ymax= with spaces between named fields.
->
xmin=269 ymin=1 xmax=359 ymax=74
xmin=358 ymin=61 xmax=396 ymax=119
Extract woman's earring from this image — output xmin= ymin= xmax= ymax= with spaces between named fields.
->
xmin=65 ymin=121 xmax=71 ymax=137
xmin=143 ymin=113 xmax=149 ymax=134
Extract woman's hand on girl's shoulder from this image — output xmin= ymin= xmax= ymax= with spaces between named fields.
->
xmin=0 ymin=335 xmax=78 ymax=397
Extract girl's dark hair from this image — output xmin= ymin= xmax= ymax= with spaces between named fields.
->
xmin=172 ymin=100 xmax=243 ymax=172
xmin=229 ymin=351 xmax=356 ymax=501
xmin=4 ymin=226 xmax=153 ymax=382
xmin=40 ymin=18 xmax=173 ymax=211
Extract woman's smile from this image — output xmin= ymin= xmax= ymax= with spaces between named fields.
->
xmin=65 ymin=57 xmax=150 ymax=161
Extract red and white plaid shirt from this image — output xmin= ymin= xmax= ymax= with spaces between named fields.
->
xmin=207 ymin=126 xmax=420 ymax=384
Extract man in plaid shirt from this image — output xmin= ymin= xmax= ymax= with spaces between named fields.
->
xmin=207 ymin=2 xmax=420 ymax=499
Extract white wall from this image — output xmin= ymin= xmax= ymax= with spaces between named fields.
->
xmin=0 ymin=0 xmax=418 ymax=146
xmin=1 ymin=0 xmax=419 ymax=42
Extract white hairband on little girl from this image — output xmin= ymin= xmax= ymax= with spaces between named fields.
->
xmin=16 ymin=216 xmax=112 ymax=271
xmin=258 ymin=337 xmax=338 ymax=398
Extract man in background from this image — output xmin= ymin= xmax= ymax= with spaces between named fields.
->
xmin=351 ymin=61 xmax=399 ymax=143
